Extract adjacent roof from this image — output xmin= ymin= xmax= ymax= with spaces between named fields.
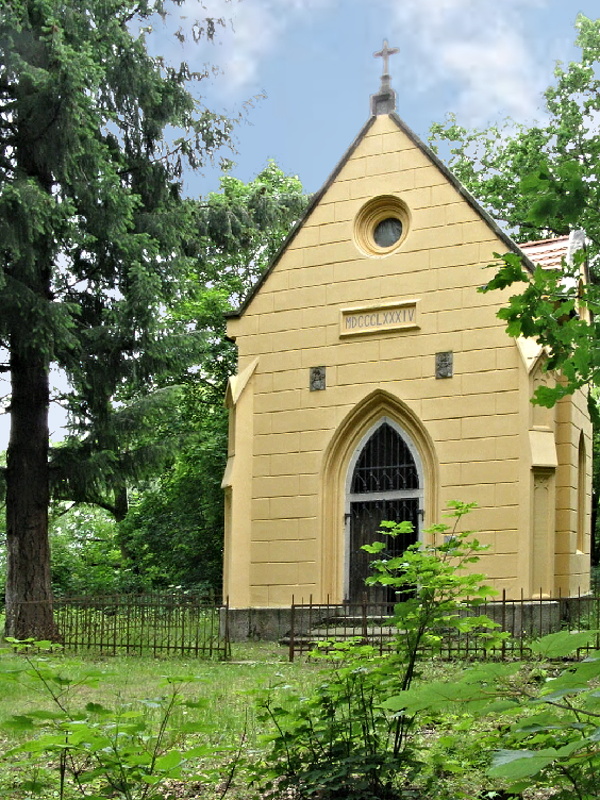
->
xmin=520 ymin=232 xmax=588 ymax=278
xmin=520 ymin=236 xmax=570 ymax=270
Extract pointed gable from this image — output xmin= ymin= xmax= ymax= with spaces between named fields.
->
xmin=226 ymin=111 xmax=535 ymax=335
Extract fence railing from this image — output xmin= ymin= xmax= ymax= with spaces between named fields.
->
xmin=22 ymin=594 xmax=231 ymax=659
xmin=287 ymin=590 xmax=600 ymax=661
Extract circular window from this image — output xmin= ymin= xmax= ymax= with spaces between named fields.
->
xmin=373 ymin=217 xmax=403 ymax=248
xmin=354 ymin=196 xmax=409 ymax=256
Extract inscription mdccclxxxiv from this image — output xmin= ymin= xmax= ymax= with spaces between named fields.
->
xmin=340 ymin=302 xmax=418 ymax=337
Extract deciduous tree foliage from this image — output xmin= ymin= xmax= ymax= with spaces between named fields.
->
xmin=430 ymin=14 xmax=600 ymax=407
xmin=430 ymin=14 xmax=600 ymax=258
xmin=431 ymin=15 xmax=600 ymax=560
xmin=118 ymin=405 xmax=227 ymax=595
xmin=0 ymin=0 xmax=233 ymax=638
xmin=118 ymin=164 xmax=308 ymax=593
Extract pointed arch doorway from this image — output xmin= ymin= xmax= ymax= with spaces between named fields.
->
xmin=345 ymin=418 xmax=423 ymax=603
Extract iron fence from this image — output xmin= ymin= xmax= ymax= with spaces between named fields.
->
xmin=16 ymin=594 xmax=231 ymax=659
xmin=287 ymin=590 xmax=600 ymax=661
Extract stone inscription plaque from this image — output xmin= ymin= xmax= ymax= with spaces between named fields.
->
xmin=340 ymin=301 xmax=418 ymax=337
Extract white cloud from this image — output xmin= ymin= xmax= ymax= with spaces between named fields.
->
xmin=146 ymin=0 xmax=551 ymax=118
xmin=387 ymin=0 xmax=549 ymax=123
xmin=213 ymin=2 xmax=281 ymax=91
xmin=218 ymin=0 xmax=336 ymax=92
xmin=149 ymin=0 xmax=336 ymax=96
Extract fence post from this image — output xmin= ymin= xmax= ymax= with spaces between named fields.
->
xmin=224 ymin=597 xmax=231 ymax=659
xmin=289 ymin=596 xmax=296 ymax=663
xmin=501 ymin=589 xmax=506 ymax=661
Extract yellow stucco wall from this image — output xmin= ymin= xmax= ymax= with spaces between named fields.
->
xmin=223 ymin=113 xmax=592 ymax=607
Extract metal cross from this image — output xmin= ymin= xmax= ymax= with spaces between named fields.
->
xmin=374 ymin=40 xmax=399 ymax=76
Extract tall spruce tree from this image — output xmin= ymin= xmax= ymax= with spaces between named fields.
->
xmin=0 ymin=0 xmax=232 ymax=638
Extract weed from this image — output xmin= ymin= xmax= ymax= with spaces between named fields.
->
xmin=252 ymin=502 xmax=503 ymax=800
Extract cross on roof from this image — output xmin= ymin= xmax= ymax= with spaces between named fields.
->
xmin=374 ymin=40 xmax=399 ymax=77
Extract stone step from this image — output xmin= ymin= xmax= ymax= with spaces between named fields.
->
xmin=308 ymin=625 xmax=395 ymax=636
xmin=308 ymin=615 xmax=395 ymax=625
xmin=280 ymin=623 xmax=398 ymax=648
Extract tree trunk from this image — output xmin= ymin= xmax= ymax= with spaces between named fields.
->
xmin=114 ymin=483 xmax=129 ymax=524
xmin=4 ymin=61 xmax=61 ymax=641
xmin=4 ymin=343 xmax=59 ymax=640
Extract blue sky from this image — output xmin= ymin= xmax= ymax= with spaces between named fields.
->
xmin=150 ymin=0 xmax=600 ymax=197
xmin=1 ymin=0 xmax=599 ymax=447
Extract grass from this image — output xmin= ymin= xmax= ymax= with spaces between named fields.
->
xmin=0 ymin=640 xmax=317 ymax=727
xmin=0 ymin=640 xmax=322 ymax=799
xmin=0 ymin=640 xmax=562 ymax=800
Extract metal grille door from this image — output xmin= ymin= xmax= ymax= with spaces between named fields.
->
xmin=351 ymin=423 xmax=419 ymax=493
xmin=347 ymin=422 xmax=421 ymax=602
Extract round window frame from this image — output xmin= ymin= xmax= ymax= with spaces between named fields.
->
xmin=354 ymin=196 xmax=410 ymax=257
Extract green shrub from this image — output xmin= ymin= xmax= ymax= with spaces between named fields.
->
xmin=253 ymin=502 xmax=503 ymax=800
xmin=384 ymin=629 xmax=600 ymax=799
xmin=0 ymin=640 xmax=216 ymax=799
xmin=487 ymin=630 xmax=600 ymax=800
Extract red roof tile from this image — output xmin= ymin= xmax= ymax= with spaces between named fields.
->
xmin=520 ymin=236 xmax=570 ymax=270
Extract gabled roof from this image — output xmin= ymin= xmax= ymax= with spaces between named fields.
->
xmin=226 ymin=112 xmax=540 ymax=321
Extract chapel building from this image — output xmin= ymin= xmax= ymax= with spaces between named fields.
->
xmin=221 ymin=51 xmax=592 ymax=619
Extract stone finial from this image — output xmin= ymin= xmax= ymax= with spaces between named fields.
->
xmin=370 ymin=39 xmax=399 ymax=115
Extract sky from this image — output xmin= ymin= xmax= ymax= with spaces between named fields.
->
xmin=149 ymin=0 xmax=600 ymax=197
xmin=1 ymin=0 xmax=599 ymax=447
